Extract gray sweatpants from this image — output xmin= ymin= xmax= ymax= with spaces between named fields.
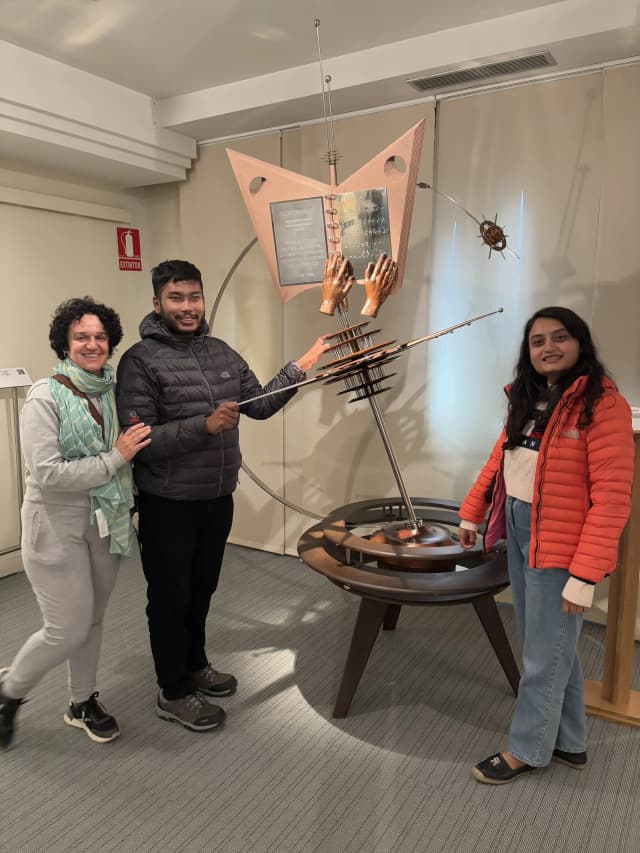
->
xmin=3 ymin=500 xmax=120 ymax=703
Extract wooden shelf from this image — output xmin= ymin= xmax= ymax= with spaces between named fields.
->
xmin=585 ymin=431 xmax=640 ymax=726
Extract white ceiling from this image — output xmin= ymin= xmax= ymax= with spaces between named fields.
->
xmin=1 ymin=0 xmax=639 ymax=186
xmin=0 ymin=0 xmax=564 ymax=98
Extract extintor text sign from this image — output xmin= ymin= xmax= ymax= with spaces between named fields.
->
xmin=117 ymin=227 xmax=142 ymax=271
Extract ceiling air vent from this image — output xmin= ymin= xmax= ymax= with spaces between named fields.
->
xmin=407 ymin=52 xmax=556 ymax=92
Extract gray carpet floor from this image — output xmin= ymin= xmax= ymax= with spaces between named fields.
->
xmin=1 ymin=544 xmax=639 ymax=853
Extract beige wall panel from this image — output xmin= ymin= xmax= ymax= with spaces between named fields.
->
xmin=128 ymin=183 xmax=184 ymax=328
xmin=283 ymin=104 xmax=436 ymax=553
xmin=589 ymin=65 xmax=640 ymax=632
xmin=0 ymin=203 xmax=176 ymax=375
xmin=0 ymin=170 xmax=181 ymax=576
xmin=591 ymin=65 xmax=640 ymax=405
xmin=430 ymin=65 xmax=640 ymax=634
xmin=179 ymin=135 xmax=293 ymax=552
xmin=428 ymin=72 xmax=607 ymax=501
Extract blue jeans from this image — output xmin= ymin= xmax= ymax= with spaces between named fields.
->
xmin=506 ymin=496 xmax=586 ymax=766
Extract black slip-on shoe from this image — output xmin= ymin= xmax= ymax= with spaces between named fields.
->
xmin=0 ymin=669 xmax=24 ymax=750
xmin=472 ymin=753 xmax=534 ymax=785
xmin=552 ymin=748 xmax=587 ymax=769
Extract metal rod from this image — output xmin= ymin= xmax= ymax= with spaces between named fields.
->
xmin=238 ymin=308 xmax=503 ymax=405
xmin=417 ymin=181 xmax=481 ymax=225
xmin=208 ymin=237 xmax=257 ymax=330
xmin=314 ymin=19 xmax=333 ymax=163
xmin=238 ymin=307 xmax=503 ymax=530
xmin=324 ymin=74 xmax=338 ymax=160
xmin=239 ymin=463 xmax=322 ymax=520
xmin=366 ymin=392 xmax=419 ymax=528
xmin=237 ymin=373 xmax=324 ymax=408
xmin=335 ymin=302 xmax=418 ymax=526
xmin=401 ymin=307 xmax=503 ymax=350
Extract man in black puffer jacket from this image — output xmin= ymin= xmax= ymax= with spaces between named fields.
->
xmin=116 ymin=259 xmax=327 ymax=732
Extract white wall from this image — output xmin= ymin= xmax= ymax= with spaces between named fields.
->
xmin=0 ymin=163 xmax=181 ymax=576
xmin=427 ymin=68 xmax=640 ymax=500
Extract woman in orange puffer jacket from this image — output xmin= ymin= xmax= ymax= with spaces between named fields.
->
xmin=458 ymin=306 xmax=634 ymax=785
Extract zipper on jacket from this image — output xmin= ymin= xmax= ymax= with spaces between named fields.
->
xmin=192 ymin=342 xmax=215 ymax=409
xmin=193 ymin=341 xmax=225 ymax=496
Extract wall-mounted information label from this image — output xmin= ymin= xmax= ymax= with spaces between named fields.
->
xmin=0 ymin=367 xmax=32 ymax=389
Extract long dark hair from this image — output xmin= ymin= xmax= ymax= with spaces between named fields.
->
xmin=504 ymin=306 xmax=608 ymax=448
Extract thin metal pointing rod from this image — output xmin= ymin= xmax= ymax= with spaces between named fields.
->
xmin=237 ymin=307 xmax=504 ymax=407
xmin=366 ymin=388 xmax=419 ymax=529
xmin=238 ymin=307 xmax=502 ymax=529
xmin=335 ymin=302 xmax=421 ymax=529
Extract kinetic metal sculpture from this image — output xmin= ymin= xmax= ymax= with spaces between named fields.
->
xmin=218 ymin=23 xmax=522 ymax=714
xmin=222 ymin=19 xmax=514 ymax=544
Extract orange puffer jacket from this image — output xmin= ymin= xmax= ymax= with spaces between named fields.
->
xmin=459 ymin=376 xmax=634 ymax=583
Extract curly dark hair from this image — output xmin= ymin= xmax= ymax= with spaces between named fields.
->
xmin=49 ymin=297 xmax=123 ymax=359
xmin=504 ymin=306 xmax=611 ymax=449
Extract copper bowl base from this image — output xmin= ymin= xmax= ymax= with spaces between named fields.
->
xmin=369 ymin=522 xmax=456 ymax=572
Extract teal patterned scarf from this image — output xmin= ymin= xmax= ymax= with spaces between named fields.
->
xmin=48 ymin=358 xmax=135 ymax=557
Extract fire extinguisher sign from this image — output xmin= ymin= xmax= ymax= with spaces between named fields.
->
xmin=116 ymin=227 xmax=142 ymax=271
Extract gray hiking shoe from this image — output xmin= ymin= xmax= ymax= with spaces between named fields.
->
xmin=155 ymin=690 xmax=226 ymax=731
xmin=191 ymin=664 xmax=237 ymax=698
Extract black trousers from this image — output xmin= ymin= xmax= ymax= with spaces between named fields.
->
xmin=137 ymin=491 xmax=234 ymax=699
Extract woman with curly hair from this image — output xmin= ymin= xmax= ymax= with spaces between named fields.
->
xmin=458 ymin=306 xmax=634 ymax=784
xmin=0 ymin=298 xmax=151 ymax=748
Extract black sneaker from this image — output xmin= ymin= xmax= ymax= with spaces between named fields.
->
xmin=156 ymin=690 xmax=226 ymax=731
xmin=0 ymin=671 xmax=23 ymax=750
xmin=191 ymin=664 xmax=237 ymax=698
xmin=64 ymin=692 xmax=120 ymax=743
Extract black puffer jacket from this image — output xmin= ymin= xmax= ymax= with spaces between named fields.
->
xmin=116 ymin=313 xmax=303 ymax=500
